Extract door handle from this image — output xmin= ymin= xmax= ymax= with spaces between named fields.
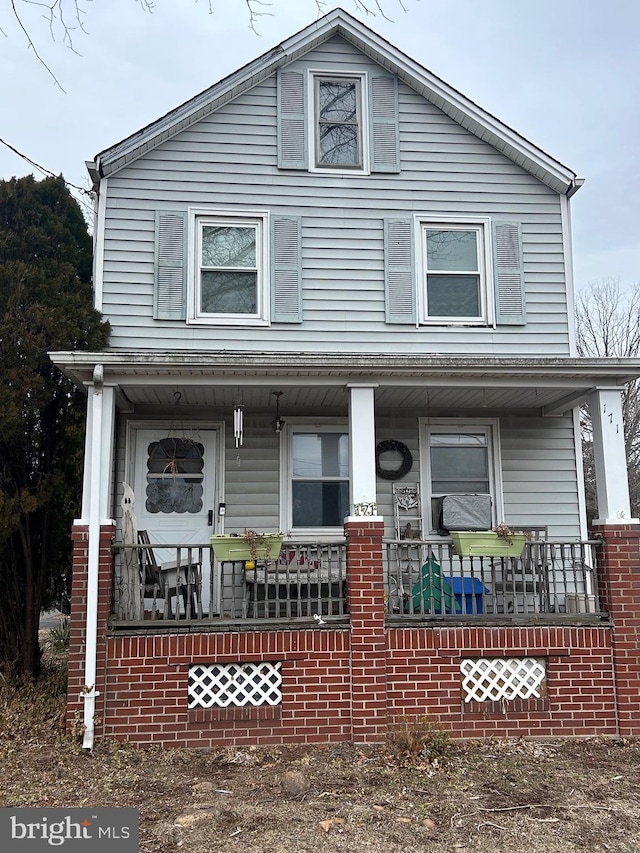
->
xmin=207 ymin=510 xmax=213 ymax=526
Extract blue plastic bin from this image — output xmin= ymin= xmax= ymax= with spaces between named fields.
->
xmin=452 ymin=577 xmax=486 ymax=614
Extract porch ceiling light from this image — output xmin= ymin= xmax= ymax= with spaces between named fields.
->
xmin=271 ymin=391 xmax=285 ymax=433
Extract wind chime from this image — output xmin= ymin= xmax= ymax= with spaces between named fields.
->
xmin=233 ymin=391 xmax=244 ymax=449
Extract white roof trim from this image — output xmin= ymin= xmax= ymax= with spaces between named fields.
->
xmin=49 ymin=351 xmax=640 ymax=386
xmin=94 ymin=8 xmax=581 ymax=195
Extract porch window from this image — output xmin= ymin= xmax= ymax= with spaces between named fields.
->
xmin=192 ymin=214 xmax=268 ymax=325
xmin=289 ymin=430 xmax=350 ymax=529
xmin=419 ymin=222 xmax=489 ymax=323
xmin=423 ymin=422 xmax=500 ymax=533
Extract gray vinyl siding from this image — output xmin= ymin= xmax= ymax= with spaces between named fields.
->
xmin=500 ymin=415 xmax=581 ymax=538
xmin=111 ymin=409 xmax=580 ymax=541
xmin=222 ymin=418 xmax=281 ymax=533
xmin=373 ymin=412 xmax=580 ymax=540
xmin=100 ymin=34 xmax=570 ymax=354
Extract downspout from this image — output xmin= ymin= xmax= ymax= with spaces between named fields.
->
xmin=82 ymin=364 xmax=103 ymax=751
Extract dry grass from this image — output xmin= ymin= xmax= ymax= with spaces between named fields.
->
xmin=0 ymin=637 xmax=639 ymax=852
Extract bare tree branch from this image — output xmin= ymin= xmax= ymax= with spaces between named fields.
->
xmin=577 ymin=279 xmax=640 ymax=520
xmin=9 ymin=0 xmax=65 ymax=89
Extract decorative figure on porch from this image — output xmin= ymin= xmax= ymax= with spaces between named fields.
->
xmin=120 ymin=483 xmax=141 ymax=620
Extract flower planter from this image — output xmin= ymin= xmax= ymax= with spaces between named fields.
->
xmin=450 ymin=531 xmax=527 ymax=558
xmin=210 ymin=534 xmax=283 ymax=563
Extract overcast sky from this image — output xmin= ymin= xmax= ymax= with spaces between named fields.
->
xmin=1 ymin=0 xmax=638 ymax=290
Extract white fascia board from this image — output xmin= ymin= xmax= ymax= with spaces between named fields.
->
xmin=48 ymin=352 xmax=640 ymax=387
xmin=336 ymin=21 xmax=580 ymax=195
xmin=97 ymin=14 xmax=342 ymax=175
xmin=95 ymin=9 xmax=581 ymax=195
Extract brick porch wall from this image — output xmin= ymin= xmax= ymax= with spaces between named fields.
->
xmin=593 ymin=523 xmax=640 ymax=738
xmin=103 ymin=630 xmax=352 ymax=747
xmin=387 ymin=625 xmax=617 ymax=738
xmin=65 ymin=520 xmax=635 ymax=747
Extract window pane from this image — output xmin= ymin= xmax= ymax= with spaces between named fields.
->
xmin=318 ymin=125 xmax=359 ymax=166
xmin=318 ymin=80 xmax=357 ymax=122
xmin=145 ymin=439 xmax=204 ymax=514
xmin=293 ymin=433 xmax=349 ymax=477
xmin=292 ymin=481 xmax=349 ymax=527
xmin=431 ymin=447 xmax=489 ymax=491
xmin=146 ymin=479 xmax=204 ymax=514
xmin=201 ymin=270 xmax=257 ymax=314
xmin=202 ymin=226 xmax=256 ymax=268
xmin=426 ymin=230 xmax=478 ymax=271
xmin=427 ymin=274 xmax=480 ymax=317
xmin=430 ymin=433 xmax=487 ymax=447
xmin=432 ymin=479 xmax=489 ymax=494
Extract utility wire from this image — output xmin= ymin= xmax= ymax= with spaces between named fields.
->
xmin=0 ymin=135 xmax=94 ymax=214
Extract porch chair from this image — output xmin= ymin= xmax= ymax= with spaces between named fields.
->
xmin=138 ymin=530 xmax=202 ymax=619
xmin=499 ymin=526 xmax=549 ymax=614
xmin=138 ymin=529 xmax=166 ymax=610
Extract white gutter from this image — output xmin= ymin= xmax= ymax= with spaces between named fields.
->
xmin=561 ymin=192 xmax=578 ymax=357
xmin=82 ymin=364 xmax=103 ymax=751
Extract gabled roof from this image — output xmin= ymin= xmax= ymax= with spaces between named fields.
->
xmin=92 ymin=7 xmax=582 ymax=196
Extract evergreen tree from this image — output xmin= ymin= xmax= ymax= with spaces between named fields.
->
xmin=0 ymin=175 xmax=109 ymax=680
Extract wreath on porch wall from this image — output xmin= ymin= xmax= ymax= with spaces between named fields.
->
xmin=375 ymin=439 xmax=413 ymax=481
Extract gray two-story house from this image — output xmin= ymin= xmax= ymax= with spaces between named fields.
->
xmin=52 ymin=8 xmax=640 ymax=750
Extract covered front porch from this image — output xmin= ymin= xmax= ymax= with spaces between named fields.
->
xmin=51 ymin=351 xmax=640 ymax=747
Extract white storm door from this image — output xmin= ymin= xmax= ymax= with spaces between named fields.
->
xmin=132 ymin=427 xmax=219 ymax=613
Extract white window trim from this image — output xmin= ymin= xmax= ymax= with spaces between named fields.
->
xmin=187 ymin=208 xmax=270 ymax=327
xmin=415 ymin=215 xmax=494 ymax=327
xmin=418 ymin=417 xmax=504 ymax=536
xmin=279 ymin=419 xmax=350 ymax=540
xmin=307 ymin=69 xmax=370 ymax=176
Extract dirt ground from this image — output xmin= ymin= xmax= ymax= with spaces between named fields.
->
xmin=1 ymin=651 xmax=639 ymax=853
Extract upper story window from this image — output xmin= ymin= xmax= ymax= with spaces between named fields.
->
xmin=420 ymin=222 xmax=489 ymax=324
xmin=314 ymin=76 xmax=363 ymax=169
xmin=155 ymin=209 xmax=303 ymax=325
xmin=190 ymin=213 xmax=269 ymax=326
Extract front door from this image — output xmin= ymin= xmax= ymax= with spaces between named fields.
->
xmin=132 ymin=426 xmax=219 ymax=613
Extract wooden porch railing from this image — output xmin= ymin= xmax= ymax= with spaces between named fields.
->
xmin=111 ymin=537 xmax=603 ymax=625
xmin=112 ymin=540 xmax=348 ymax=623
xmin=384 ymin=539 xmax=603 ymax=619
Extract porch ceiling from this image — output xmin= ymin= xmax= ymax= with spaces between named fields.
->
xmin=48 ymin=351 xmax=640 ymax=416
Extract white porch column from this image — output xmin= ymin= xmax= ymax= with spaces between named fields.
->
xmin=80 ymin=380 xmax=116 ymax=523
xmin=81 ymin=366 xmax=116 ymax=750
xmin=589 ymin=388 xmax=639 ymax=524
xmin=347 ymin=384 xmax=379 ymax=515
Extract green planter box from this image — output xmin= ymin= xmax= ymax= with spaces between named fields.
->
xmin=210 ymin=534 xmax=283 ymax=563
xmin=450 ymin=531 xmax=527 ymax=558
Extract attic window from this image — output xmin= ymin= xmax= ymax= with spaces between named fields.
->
xmin=314 ymin=75 xmax=364 ymax=170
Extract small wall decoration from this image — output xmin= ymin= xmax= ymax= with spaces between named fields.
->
xmin=375 ymin=439 xmax=413 ymax=481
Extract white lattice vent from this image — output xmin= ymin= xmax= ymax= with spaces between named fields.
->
xmin=188 ymin=662 xmax=282 ymax=709
xmin=460 ymin=657 xmax=546 ymax=703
